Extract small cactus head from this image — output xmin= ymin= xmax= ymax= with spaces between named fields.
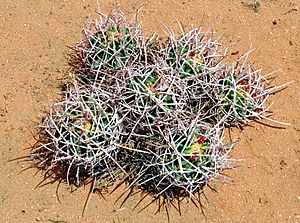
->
xmin=127 ymin=124 xmax=230 ymax=202
xmin=68 ymin=9 xmax=144 ymax=84
xmin=33 ymin=85 xmax=123 ymax=186
xmin=217 ymin=61 xmax=270 ymax=126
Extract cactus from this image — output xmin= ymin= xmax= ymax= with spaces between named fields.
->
xmin=32 ymin=6 xmax=288 ymax=209
xmin=216 ymin=59 xmax=276 ymax=127
xmin=126 ymin=123 xmax=232 ymax=202
xmin=33 ymin=83 xmax=124 ymax=187
xmin=165 ymin=28 xmax=223 ymax=78
xmin=68 ymin=8 xmax=154 ymax=85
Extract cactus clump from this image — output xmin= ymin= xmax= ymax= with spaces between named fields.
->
xmin=32 ymin=6 xmax=287 ymax=208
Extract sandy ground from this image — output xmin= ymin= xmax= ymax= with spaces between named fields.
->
xmin=0 ymin=0 xmax=299 ymax=222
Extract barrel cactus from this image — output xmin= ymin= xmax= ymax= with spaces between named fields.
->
xmin=33 ymin=83 xmax=124 ymax=187
xmin=127 ymin=124 xmax=232 ymax=202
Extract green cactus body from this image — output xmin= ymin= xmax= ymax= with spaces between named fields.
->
xmin=88 ymin=25 xmax=134 ymax=70
xmin=39 ymin=87 xmax=122 ymax=185
xmin=167 ymin=43 xmax=204 ymax=78
xmin=125 ymin=69 xmax=175 ymax=113
xmin=221 ymin=77 xmax=255 ymax=120
xmin=171 ymin=132 xmax=211 ymax=182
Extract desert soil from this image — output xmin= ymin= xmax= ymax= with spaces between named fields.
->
xmin=0 ymin=0 xmax=299 ymax=222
